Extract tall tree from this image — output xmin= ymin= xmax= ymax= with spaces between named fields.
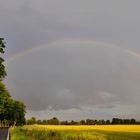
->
xmin=0 ymin=82 xmax=11 ymax=126
xmin=0 ymin=38 xmax=26 ymax=126
xmin=0 ymin=38 xmax=6 ymax=80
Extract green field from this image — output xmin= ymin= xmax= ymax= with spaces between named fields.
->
xmin=10 ymin=125 xmax=140 ymax=140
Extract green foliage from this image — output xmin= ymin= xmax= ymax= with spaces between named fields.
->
xmin=0 ymin=82 xmax=26 ymax=126
xmin=111 ymin=118 xmax=138 ymax=125
xmin=10 ymin=127 xmax=29 ymax=140
xmin=11 ymin=127 xmax=61 ymax=140
xmin=27 ymin=117 xmax=60 ymax=125
xmin=47 ymin=117 xmax=60 ymax=125
xmin=0 ymin=82 xmax=11 ymax=125
xmin=26 ymin=117 xmax=140 ymax=125
xmin=26 ymin=117 xmax=36 ymax=125
xmin=69 ymin=120 xmax=78 ymax=125
xmin=0 ymin=38 xmax=6 ymax=80
xmin=60 ymin=120 xmax=69 ymax=125
xmin=0 ymin=38 xmax=26 ymax=126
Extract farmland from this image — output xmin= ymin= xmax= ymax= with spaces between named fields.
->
xmin=10 ymin=125 xmax=140 ymax=140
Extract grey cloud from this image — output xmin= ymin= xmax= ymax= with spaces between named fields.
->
xmin=0 ymin=0 xmax=84 ymax=56
xmin=99 ymin=105 xmax=116 ymax=109
xmin=5 ymin=42 xmax=140 ymax=116
xmin=1 ymin=0 xmax=140 ymax=57
xmin=1 ymin=0 xmax=140 ymax=119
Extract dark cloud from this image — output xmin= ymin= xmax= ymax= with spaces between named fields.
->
xmin=1 ymin=0 xmax=140 ymax=56
xmin=1 ymin=0 xmax=140 ymax=119
xmin=5 ymin=42 xmax=140 ymax=121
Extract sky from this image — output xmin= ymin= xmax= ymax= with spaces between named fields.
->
xmin=0 ymin=0 xmax=140 ymax=120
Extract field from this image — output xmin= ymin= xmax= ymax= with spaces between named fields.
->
xmin=10 ymin=125 xmax=140 ymax=140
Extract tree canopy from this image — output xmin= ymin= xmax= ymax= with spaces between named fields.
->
xmin=0 ymin=38 xmax=6 ymax=80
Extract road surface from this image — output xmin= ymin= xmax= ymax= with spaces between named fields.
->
xmin=0 ymin=127 xmax=9 ymax=140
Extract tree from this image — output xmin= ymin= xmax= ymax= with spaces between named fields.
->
xmin=130 ymin=119 xmax=136 ymax=124
xmin=42 ymin=120 xmax=47 ymax=125
xmin=0 ymin=38 xmax=26 ymax=126
xmin=0 ymin=82 xmax=26 ymax=126
xmin=112 ymin=118 xmax=120 ymax=124
xmin=0 ymin=82 xmax=11 ymax=126
xmin=31 ymin=117 xmax=36 ymax=124
xmin=70 ymin=120 xmax=78 ymax=125
xmin=26 ymin=117 xmax=36 ymax=125
xmin=106 ymin=120 xmax=111 ymax=125
xmin=80 ymin=120 xmax=86 ymax=125
xmin=0 ymin=38 xmax=6 ymax=80
xmin=47 ymin=117 xmax=59 ymax=125
xmin=37 ymin=120 xmax=42 ymax=124
xmin=12 ymin=100 xmax=26 ymax=126
xmin=86 ymin=119 xmax=95 ymax=125
xmin=60 ymin=120 xmax=69 ymax=125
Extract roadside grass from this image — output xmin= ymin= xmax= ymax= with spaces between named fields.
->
xmin=10 ymin=127 xmax=29 ymax=140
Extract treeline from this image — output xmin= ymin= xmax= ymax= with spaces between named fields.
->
xmin=0 ymin=38 xmax=26 ymax=126
xmin=26 ymin=117 xmax=140 ymax=125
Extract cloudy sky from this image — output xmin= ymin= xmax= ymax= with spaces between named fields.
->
xmin=1 ymin=0 xmax=140 ymax=120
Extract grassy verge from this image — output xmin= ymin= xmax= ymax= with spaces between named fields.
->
xmin=10 ymin=127 xmax=61 ymax=140
xmin=10 ymin=127 xmax=29 ymax=140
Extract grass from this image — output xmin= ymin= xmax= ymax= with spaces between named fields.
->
xmin=10 ymin=127 xmax=29 ymax=140
xmin=10 ymin=125 xmax=140 ymax=140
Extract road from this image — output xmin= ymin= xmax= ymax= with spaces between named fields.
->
xmin=0 ymin=127 xmax=9 ymax=140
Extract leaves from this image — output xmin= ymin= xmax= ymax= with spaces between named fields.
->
xmin=0 ymin=38 xmax=26 ymax=126
xmin=0 ymin=82 xmax=26 ymax=126
xmin=0 ymin=38 xmax=6 ymax=80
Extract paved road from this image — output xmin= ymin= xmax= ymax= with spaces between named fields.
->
xmin=0 ymin=127 xmax=9 ymax=140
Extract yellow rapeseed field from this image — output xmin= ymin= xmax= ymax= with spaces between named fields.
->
xmin=32 ymin=125 xmax=140 ymax=132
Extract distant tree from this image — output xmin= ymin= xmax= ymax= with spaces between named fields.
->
xmin=112 ymin=118 xmax=120 ymax=124
xmin=94 ymin=120 xmax=98 ymax=125
xmin=26 ymin=118 xmax=140 ymax=126
xmin=26 ymin=117 xmax=37 ymax=125
xmin=47 ymin=117 xmax=59 ymax=125
xmin=64 ymin=121 xmax=69 ymax=125
xmin=123 ymin=119 xmax=131 ymax=124
xmin=80 ymin=120 xmax=86 ymax=125
xmin=100 ymin=120 xmax=106 ymax=125
xmin=106 ymin=120 xmax=111 ymax=125
xmin=60 ymin=120 xmax=69 ymax=125
xmin=26 ymin=119 xmax=31 ymax=125
xmin=111 ymin=118 xmax=137 ymax=125
xmin=70 ymin=120 xmax=78 ymax=125
xmin=31 ymin=117 xmax=36 ymax=124
xmin=37 ymin=120 xmax=42 ymax=124
xmin=86 ymin=119 xmax=95 ymax=125
xmin=130 ymin=119 xmax=136 ymax=124
xmin=42 ymin=120 xmax=47 ymax=125
xmin=97 ymin=120 xmax=103 ymax=125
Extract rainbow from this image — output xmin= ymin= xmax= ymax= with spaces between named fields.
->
xmin=5 ymin=39 xmax=140 ymax=64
